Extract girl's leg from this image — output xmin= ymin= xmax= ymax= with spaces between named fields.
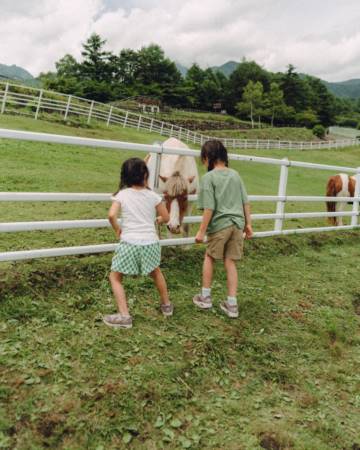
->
xmin=202 ymin=253 xmax=214 ymax=289
xmin=150 ymin=267 xmax=170 ymax=305
xmin=109 ymin=272 xmax=130 ymax=316
xmin=224 ymin=258 xmax=238 ymax=297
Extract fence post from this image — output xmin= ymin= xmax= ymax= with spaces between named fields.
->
xmin=150 ymin=118 xmax=154 ymax=133
xmin=123 ymin=111 xmax=129 ymax=128
xmin=148 ymin=145 xmax=162 ymax=191
xmin=87 ymin=100 xmax=94 ymax=124
xmin=170 ymin=124 xmax=174 ymax=136
xmin=274 ymin=158 xmax=289 ymax=232
xmin=34 ymin=89 xmax=43 ymax=120
xmin=137 ymin=115 xmax=142 ymax=130
xmin=64 ymin=95 xmax=72 ymax=121
xmin=1 ymin=82 xmax=9 ymax=114
xmin=106 ymin=106 xmax=113 ymax=127
xmin=351 ymin=168 xmax=360 ymax=227
xmin=160 ymin=122 xmax=164 ymax=135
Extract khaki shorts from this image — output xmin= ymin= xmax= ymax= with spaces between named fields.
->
xmin=206 ymin=225 xmax=244 ymax=261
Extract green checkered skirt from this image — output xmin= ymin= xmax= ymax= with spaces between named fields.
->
xmin=111 ymin=241 xmax=161 ymax=275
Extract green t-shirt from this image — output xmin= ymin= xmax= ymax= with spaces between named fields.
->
xmin=198 ymin=168 xmax=249 ymax=234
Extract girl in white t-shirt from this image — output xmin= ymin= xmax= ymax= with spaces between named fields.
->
xmin=103 ymin=158 xmax=172 ymax=329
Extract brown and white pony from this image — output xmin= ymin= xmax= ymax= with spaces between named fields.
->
xmin=146 ymin=138 xmax=199 ymax=234
xmin=326 ymin=173 xmax=356 ymax=225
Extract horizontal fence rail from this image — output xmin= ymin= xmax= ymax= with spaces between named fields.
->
xmin=1 ymin=130 xmax=360 ymax=262
xmin=1 ymin=81 xmax=360 ymax=151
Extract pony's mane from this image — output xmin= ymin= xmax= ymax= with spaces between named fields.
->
xmin=166 ymin=171 xmax=188 ymax=197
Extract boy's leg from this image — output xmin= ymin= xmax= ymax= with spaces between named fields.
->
xmin=202 ymin=252 xmax=214 ymax=289
xmin=193 ymin=252 xmax=214 ymax=309
xmin=109 ymin=272 xmax=130 ymax=316
xmin=150 ymin=267 xmax=170 ymax=305
xmin=224 ymin=257 xmax=238 ymax=298
xmin=220 ymin=258 xmax=239 ymax=318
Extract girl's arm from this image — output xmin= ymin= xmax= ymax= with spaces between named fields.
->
xmin=156 ymin=202 xmax=170 ymax=225
xmin=243 ymin=203 xmax=253 ymax=239
xmin=108 ymin=202 xmax=121 ymax=239
xmin=195 ymin=208 xmax=213 ymax=243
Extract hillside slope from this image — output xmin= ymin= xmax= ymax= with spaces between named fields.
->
xmin=324 ymin=78 xmax=360 ymax=99
xmin=0 ymin=63 xmax=34 ymax=81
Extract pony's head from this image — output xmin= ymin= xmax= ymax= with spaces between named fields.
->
xmin=160 ymin=171 xmax=195 ymax=234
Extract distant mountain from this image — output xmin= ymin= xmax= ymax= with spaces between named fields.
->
xmin=0 ymin=63 xmax=34 ymax=82
xmin=175 ymin=62 xmax=188 ymax=77
xmin=323 ymin=79 xmax=360 ymax=99
xmin=210 ymin=61 xmax=239 ymax=77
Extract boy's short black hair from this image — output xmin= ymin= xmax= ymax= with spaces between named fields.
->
xmin=201 ymin=139 xmax=229 ymax=171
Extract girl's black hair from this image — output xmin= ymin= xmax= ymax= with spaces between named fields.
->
xmin=201 ymin=139 xmax=229 ymax=171
xmin=114 ymin=158 xmax=149 ymax=194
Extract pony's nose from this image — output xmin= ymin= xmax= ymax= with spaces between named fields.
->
xmin=167 ymin=225 xmax=181 ymax=234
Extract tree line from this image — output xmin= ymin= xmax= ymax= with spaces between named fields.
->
xmin=39 ymin=33 xmax=360 ymax=128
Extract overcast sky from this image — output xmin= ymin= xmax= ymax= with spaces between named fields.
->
xmin=1 ymin=0 xmax=360 ymax=81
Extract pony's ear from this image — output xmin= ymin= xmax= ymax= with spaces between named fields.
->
xmin=188 ymin=176 xmax=195 ymax=184
xmin=159 ymin=175 xmax=168 ymax=183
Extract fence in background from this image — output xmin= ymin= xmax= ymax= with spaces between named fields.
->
xmin=0 ymin=128 xmax=359 ymax=262
xmin=1 ymin=81 xmax=360 ymax=151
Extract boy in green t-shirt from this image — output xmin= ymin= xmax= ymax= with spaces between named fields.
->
xmin=193 ymin=140 xmax=253 ymax=318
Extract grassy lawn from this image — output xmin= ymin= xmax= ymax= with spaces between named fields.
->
xmin=203 ymin=127 xmax=317 ymax=142
xmin=1 ymin=114 xmax=360 ymax=449
xmin=1 ymin=234 xmax=360 ymax=449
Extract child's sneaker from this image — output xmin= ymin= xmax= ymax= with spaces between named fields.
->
xmin=161 ymin=303 xmax=174 ymax=317
xmin=220 ymin=301 xmax=239 ymax=318
xmin=103 ymin=313 xmax=133 ymax=328
xmin=193 ymin=294 xmax=212 ymax=309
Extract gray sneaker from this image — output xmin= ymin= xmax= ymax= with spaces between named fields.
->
xmin=193 ymin=294 xmax=212 ymax=309
xmin=103 ymin=313 xmax=133 ymax=329
xmin=220 ymin=301 xmax=239 ymax=318
xmin=161 ymin=303 xmax=174 ymax=317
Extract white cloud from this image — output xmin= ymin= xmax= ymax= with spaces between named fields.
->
xmin=0 ymin=0 xmax=102 ymax=75
xmin=1 ymin=0 xmax=360 ymax=81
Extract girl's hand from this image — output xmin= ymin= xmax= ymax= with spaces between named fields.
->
xmin=195 ymin=231 xmax=206 ymax=243
xmin=115 ymin=227 xmax=122 ymax=239
xmin=156 ymin=216 xmax=164 ymax=225
xmin=244 ymin=224 xmax=253 ymax=239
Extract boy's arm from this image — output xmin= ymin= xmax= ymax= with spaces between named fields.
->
xmin=243 ymin=203 xmax=253 ymax=239
xmin=108 ymin=202 xmax=121 ymax=239
xmin=195 ymin=208 xmax=213 ymax=243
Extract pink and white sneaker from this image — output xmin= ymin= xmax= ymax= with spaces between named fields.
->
xmin=193 ymin=294 xmax=212 ymax=309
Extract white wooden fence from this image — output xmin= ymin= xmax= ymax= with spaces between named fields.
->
xmin=0 ymin=128 xmax=359 ymax=262
xmin=1 ymin=81 xmax=359 ymax=151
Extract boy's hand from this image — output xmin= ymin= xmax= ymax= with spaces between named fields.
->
xmin=195 ymin=231 xmax=206 ymax=243
xmin=244 ymin=224 xmax=253 ymax=239
xmin=115 ymin=227 xmax=122 ymax=239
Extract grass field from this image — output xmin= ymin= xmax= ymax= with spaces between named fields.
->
xmin=204 ymin=127 xmax=317 ymax=142
xmin=1 ymin=114 xmax=360 ymax=449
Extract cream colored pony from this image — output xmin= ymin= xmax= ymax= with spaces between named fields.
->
xmin=146 ymin=138 xmax=199 ymax=234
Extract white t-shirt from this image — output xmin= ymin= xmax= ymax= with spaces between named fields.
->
xmin=112 ymin=188 xmax=162 ymax=243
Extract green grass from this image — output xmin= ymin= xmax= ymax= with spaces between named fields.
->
xmin=1 ymin=235 xmax=360 ymax=449
xmin=155 ymin=110 xmax=249 ymax=124
xmin=203 ymin=127 xmax=317 ymax=142
xmin=1 ymin=114 xmax=360 ymax=449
